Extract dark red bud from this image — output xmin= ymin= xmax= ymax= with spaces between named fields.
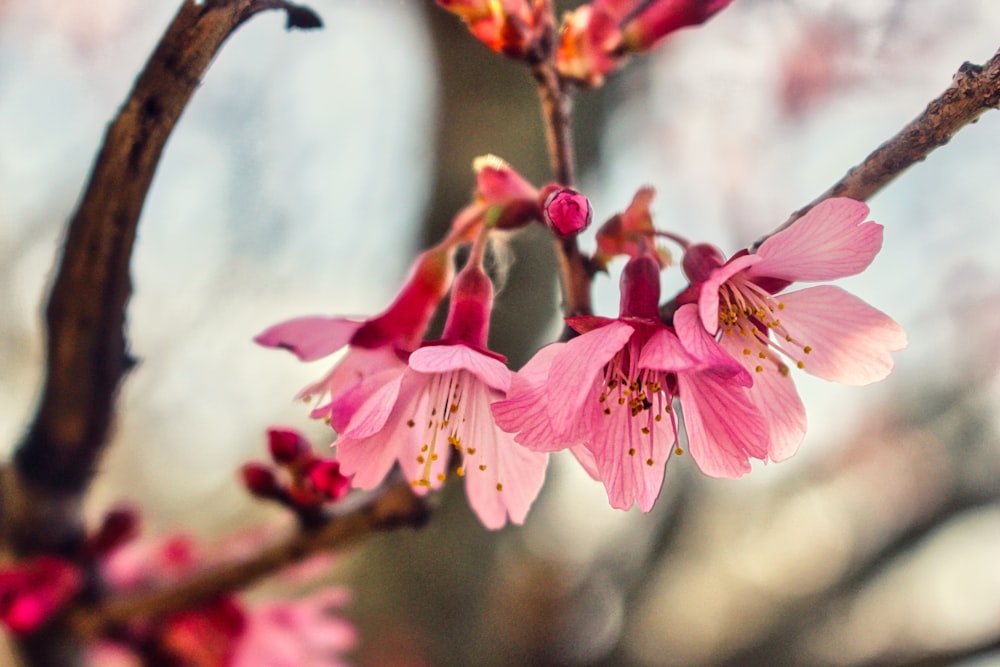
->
xmin=267 ymin=428 xmax=310 ymax=465
xmin=88 ymin=506 xmax=140 ymax=557
xmin=543 ymin=187 xmax=592 ymax=238
xmin=240 ymin=463 xmax=281 ymax=499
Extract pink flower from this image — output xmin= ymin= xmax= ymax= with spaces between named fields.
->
xmin=683 ymin=197 xmax=908 ymax=459
xmin=494 ymin=256 xmax=768 ymax=510
xmin=231 ymin=588 xmax=357 ymax=667
xmin=333 ymin=239 xmax=548 ymax=529
xmin=0 ymin=556 xmax=82 ymax=634
xmin=436 ymin=0 xmax=543 ymax=59
xmin=255 ymin=242 xmax=455 ymax=428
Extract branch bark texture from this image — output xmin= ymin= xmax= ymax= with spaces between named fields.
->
xmin=774 ymin=47 xmax=1000 ymax=234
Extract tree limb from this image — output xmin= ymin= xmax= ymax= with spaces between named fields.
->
xmin=768 ymin=46 xmax=1000 ymax=239
xmin=68 ymin=480 xmax=429 ymax=639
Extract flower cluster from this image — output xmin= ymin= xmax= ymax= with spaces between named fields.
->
xmin=438 ymin=0 xmax=734 ymax=86
xmin=242 ymin=427 xmax=351 ymax=523
xmin=259 ymin=153 xmax=905 ymax=525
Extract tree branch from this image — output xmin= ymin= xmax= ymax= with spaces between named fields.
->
xmin=69 ymin=480 xmax=429 ymax=639
xmin=4 ymin=0 xmax=320 ymax=559
xmin=769 ymin=46 xmax=1000 ymax=238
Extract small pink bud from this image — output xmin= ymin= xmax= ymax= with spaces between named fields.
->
xmin=241 ymin=463 xmax=281 ymax=499
xmin=267 ymin=428 xmax=310 ymax=465
xmin=681 ymin=243 xmax=726 ymax=283
xmin=544 ymin=188 xmax=593 ymax=238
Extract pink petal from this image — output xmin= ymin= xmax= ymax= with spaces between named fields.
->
xmin=677 ymin=371 xmax=768 ymax=478
xmin=775 ymin=285 xmax=907 ymax=385
xmin=327 ymin=365 xmax=406 ymax=438
xmin=752 ymin=198 xmax=882 ymax=282
xmin=254 ymin=317 xmax=363 ymax=361
xmin=698 ymin=254 xmax=758 ymax=333
xmin=409 ymin=344 xmax=511 ymax=393
xmin=492 ymin=345 xmax=576 ymax=452
xmin=546 ymin=321 xmax=635 ymax=436
xmin=638 ymin=328 xmax=697 ymax=371
xmin=674 ymin=303 xmax=749 ymax=382
xmin=459 ymin=382 xmax=548 ymax=529
xmin=569 ymin=445 xmax=601 ymax=481
xmin=719 ymin=335 xmax=807 ymax=461
xmin=334 ymin=376 xmax=424 ymax=489
xmin=588 ymin=399 xmax=674 ymax=512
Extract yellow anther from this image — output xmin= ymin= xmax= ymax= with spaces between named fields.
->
xmin=496 ymin=483 xmax=503 ymax=492
xmin=755 ymin=365 xmax=764 ymax=373
xmin=466 ymin=447 xmax=476 ymax=455
xmin=796 ymin=360 xmax=805 ymax=369
xmin=416 ymin=456 xmax=425 ymax=464
xmin=674 ymin=447 xmax=684 ymax=456
xmin=645 ymin=458 xmax=654 ymax=466
xmin=758 ymin=352 xmax=767 ymax=359
xmin=407 ymin=419 xmax=415 ymax=428
xmin=628 ymin=448 xmax=636 ymax=456
xmin=479 ymin=464 xmax=487 ymax=471
xmin=457 ymin=466 xmax=465 ymax=477
xmin=420 ymin=444 xmax=428 ymax=452
xmin=437 ymin=473 xmax=446 ymax=482
xmin=803 ymin=346 xmax=812 ymax=354
xmin=641 ymin=427 xmax=650 ymax=435
xmin=743 ymin=348 xmax=751 ymax=355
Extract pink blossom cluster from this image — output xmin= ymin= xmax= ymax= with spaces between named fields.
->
xmin=436 ymin=0 xmax=734 ymax=86
xmin=258 ymin=157 xmax=906 ymax=528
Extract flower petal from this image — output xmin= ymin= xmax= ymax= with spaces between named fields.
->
xmin=327 ymin=365 xmax=407 ymax=438
xmin=674 ymin=303 xmax=749 ymax=382
xmin=776 ymin=285 xmax=907 ymax=385
xmin=409 ymin=344 xmax=511 ymax=393
xmin=546 ymin=321 xmax=635 ymax=436
xmin=460 ymin=382 xmax=548 ymax=529
xmin=254 ymin=317 xmax=363 ymax=361
xmin=677 ymin=371 xmax=767 ymax=478
xmin=588 ymin=397 xmax=674 ymax=512
xmin=492 ymin=345 xmax=576 ymax=452
xmin=699 ymin=254 xmax=758 ymax=333
xmin=752 ymin=198 xmax=882 ymax=282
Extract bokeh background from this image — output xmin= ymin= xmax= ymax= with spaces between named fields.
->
xmin=2 ymin=0 xmax=1000 ymax=665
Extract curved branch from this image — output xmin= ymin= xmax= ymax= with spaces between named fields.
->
xmin=770 ymin=46 xmax=1000 ymax=238
xmin=69 ymin=480 xmax=429 ymax=639
xmin=4 ymin=0 xmax=320 ymax=558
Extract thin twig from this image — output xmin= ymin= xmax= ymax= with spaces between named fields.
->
xmin=529 ymin=0 xmax=594 ymax=326
xmin=69 ymin=480 xmax=429 ymax=639
xmin=767 ymin=46 xmax=1000 ymax=240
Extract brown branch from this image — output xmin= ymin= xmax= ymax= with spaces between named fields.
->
xmin=771 ymin=46 xmax=1000 ymax=237
xmin=4 ymin=0 xmax=320 ymax=558
xmin=69 ymin=480 xmax=430 ymax=639
xmin=529 ymin=1 xmax=594 ymax=326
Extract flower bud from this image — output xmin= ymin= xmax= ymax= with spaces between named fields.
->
xmin=88 ymin=506 xmax=140 ymax=557
xmin=241 ymin=463 xmax=281 ymax=499
xmin=543 ymin=187 xmax=593 ymax=238
xmin=306 ymin=460 xmax=351 ymax=502
xmin=267 ymin=427 xmax=310 ymax=465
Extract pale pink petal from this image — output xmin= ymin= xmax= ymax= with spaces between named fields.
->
xmin=327 ymin=365 xmax=406 ymax=438
xmin=589 ymin=398 xmax=674 ymax=512
xmin=752 ymin=198 xmax=882 ymax=282
xmin=546 ymin=321 xmax=635 ymax=436
xmin=677 ymin=371 xmax=767 ymax=478
xmin=569 ymin=445 xmax=601 ymax=481
xmin=254 ymin=317 xmax=363 ymax=361
xmin=673 ymin=303 xmax=749 ymax=382
xmin=698 ymin=254 xmax=758 ymax=332
xmin=775 ymin=286 xmax=907 ymax=385
xmin=637 ymin=328 xmax=696 ymax=371
xmin=460 ymin=382 xmax=548 ymax=528
xmin=409 ymin=344 xmax=511 ymax=393
xmin=492 ymin=344 xmax=577 ymax=452
xmin=334 ymin=375 xmax=424 ymax=489
xmin=720 ymin=336 xmax=807 ymax=461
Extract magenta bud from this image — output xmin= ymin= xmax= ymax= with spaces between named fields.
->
xmin=267 ymin=428 xmax=310 ymax=465
xmin=241 ymin=463 xmax=281 ymax=499
xmin=306 ymin=459 xmax=351 ymax=502
xmin=681 ymin=243 xmax=726 ymax=283
xmin=544 ymin=188 xmax=592 ymax=238
xmin=619 ymin=254 xmax=662 ymax=320
xmin=88 ymin=507 xmax=140 ymax=557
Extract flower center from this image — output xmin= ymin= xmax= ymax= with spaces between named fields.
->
xmin=717 ymin=276 xmax=813 ymax=375
xmin=596 ymin=339 xmax=676 ymax=467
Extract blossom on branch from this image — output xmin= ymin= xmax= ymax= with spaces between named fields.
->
xmin=494 ymin=254 xmax=768 ymax=510
xmin=680 ymin=197 xmax=908 ymax=459
xmin=333 ymin=231 xmax=548 ymax=529
xmin=0 ymin=556 xmax=82 ymax=635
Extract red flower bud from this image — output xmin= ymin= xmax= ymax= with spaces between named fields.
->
xmin=0 ymin=557 xmax=82 ymax=634
xmin=88 ymin=506 xmax=140 ymax=557
xmin=543 ymin=187 xmax=593 ymax=238
xmin=241 ymin=463 xmax=281 ymax=499
xmin=306 ymin=460 xmax=351 ymax=502
xmin=267 ymin=428 xmax=310 ymax=465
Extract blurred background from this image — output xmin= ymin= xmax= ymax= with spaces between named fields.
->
xmin=2 ymin=0 xmax=1000 ymax=665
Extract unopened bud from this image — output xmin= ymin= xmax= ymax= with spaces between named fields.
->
xmin=241 ymin=463 xmax=281 ymax=499
xmin=88 ymin=506 xmax=140 ymax=557
xmin=267 ymin=428 xmax=310 ymax=465
xmin=306 ymin=460 xmax=351 ymax=502
xmin=543 ymin=187 xmax=592 ymax=238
